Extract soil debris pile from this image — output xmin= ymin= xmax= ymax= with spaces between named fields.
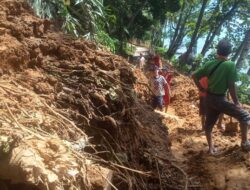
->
xmin=0 ymin=78 xmax=110 ymax=190
xmin=0 ymin=0 xmax=188 ymax=189
xmin=165 ymin=69 xmax=250 ymax=190
xmin=170 ymin=74 xmax=200 ymax=129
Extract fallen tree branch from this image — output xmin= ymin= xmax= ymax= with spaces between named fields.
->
xmin=148 ymin=153 xmax=188 ymax=190
xmin=155 ymin=158 xmax=163 ymax=190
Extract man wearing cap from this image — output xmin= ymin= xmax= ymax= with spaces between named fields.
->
xmin=192 ymin=39 xmax=250 ymax=154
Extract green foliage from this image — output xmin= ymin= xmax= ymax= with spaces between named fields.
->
xmin=171 ymin=56 xmax=191 ymax=74
xmin=165 ymin=0 xmax=250 ymax=59
xmin=148 ymin=0 xmax=181 ymax=21
xmin=237 ymin=73 xmax=250 ymax=105
xmin=155 ymin=47 xmax=167 ymax=57
xmin=29 ymin=0 xmax=104 ymax=38
xmin=202 ymin=50 xmax=216 ymax=63
xmin=195 ymin=53 xmax=203 ymax=63
xmin=124 ymin=43 xmax=136 ymax=56
xmin=29 ymin=0 xmax=182 ymax=53
xmin=96 ymin=31 xmax=118 ymax=52
xmin=103 ymin=0 xmax=181 ymax=54
xmin=190 ymin=53 xmax=204 ymax=70
xmin=142 ymin=31 xmax=152 ymax=41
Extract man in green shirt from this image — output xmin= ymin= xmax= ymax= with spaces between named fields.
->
xmin=192 ymin=39 xmax=250 ymax=154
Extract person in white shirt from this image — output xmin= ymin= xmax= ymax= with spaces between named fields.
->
xmin=139 ymin=53 xmax=145 ymax=71
xmin=149 ymin=66 xmax=168 ymax=111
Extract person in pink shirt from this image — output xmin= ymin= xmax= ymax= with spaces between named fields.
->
xmin=161 ymin=67 xmax=173 ymax=112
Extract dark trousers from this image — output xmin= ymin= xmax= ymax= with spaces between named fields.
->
xmin=152 ymin=96 xmax=164 ymax=110
xmin=199 ymin=96 xmax=206 ymax=115
xmin=205 ymin=94 xmax=250 ymax=132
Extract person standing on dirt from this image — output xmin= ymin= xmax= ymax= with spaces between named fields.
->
xmin=192 ymin=39 xmax=250 ymax=154
xmin=149 ymin=66 xmax=168 ymax=111
xmin=161 ymin=67 xmax=172 ymax=112
xmin=199 ymin=77 xmax=225 ymax=131
xmin=153 ymin=54 xmax=163 ymax=69
xmin=138 ymin=53 xmax=145 ymax=71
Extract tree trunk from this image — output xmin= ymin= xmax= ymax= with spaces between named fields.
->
xmin=151 ymin=23 xmax=164 ymax=47
xmin=232 ymin=39 xmax=245 ymax=61
xmin=127 ymin=1 xmax=148 ymax=29
xmin=166 ymin=5 xmax=192 ymax=59
xmin=236 ymin=29 xmax=250 ymax=69
xmin=200 ymin=0 xmax=242 ymax=56
xmin=170 ymin=31 xmax=187 ymax=55
xmin=168 ymin=1 xmax=186 ymax=48
xmin=200 ymin=26 xmax=222 ymax=56
xmin=200 ymin=28 xmax=215 ymax=56
xmin=185 ymin=0 xmax=208 ymax=56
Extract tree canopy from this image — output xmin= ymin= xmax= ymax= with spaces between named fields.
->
xmin=29 ymin=0 xmax=182 ymax=53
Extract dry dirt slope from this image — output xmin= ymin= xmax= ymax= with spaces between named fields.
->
xmin=0 ymin=0 xmax=189 ymax=190
xmin=0 ymin=0 xmax=250 ymax=190
xmin=164 ymin=73 xmax=250 ymax=190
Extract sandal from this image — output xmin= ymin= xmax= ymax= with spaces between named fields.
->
xmin=217 ymin=124 xmax=225 ymax=132
xmin=207 ymin=147 xmax=218 ymax=156
xmin=241 ymin=141 xmax=250 ymax=151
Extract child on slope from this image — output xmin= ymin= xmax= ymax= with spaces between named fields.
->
xmin=149 ymin=66 xmax=168 ymax=111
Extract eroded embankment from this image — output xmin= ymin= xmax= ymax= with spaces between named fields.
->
xmin=0 ymin=0 xmax=188 ymax=189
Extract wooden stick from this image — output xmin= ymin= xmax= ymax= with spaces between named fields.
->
xmin=42 ymin=101 xmax=88 ymax=139
xmin=5 ymin=103 xmax=46 ymax=140
xmin=155 ymin=158 xmax=163 ymax=190
xmin=149 ymin=153 xmax=188 ymax=190
xmin=111 ymin=163 xmax=151 ymax=176
xmin=98 ymin=171 xmax=118 ymax=190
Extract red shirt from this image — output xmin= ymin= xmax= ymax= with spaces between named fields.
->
xmin=165 ymin=74 xmax=172 ymax=84
xmin=154 ymin=55 xmax=161 ymax=67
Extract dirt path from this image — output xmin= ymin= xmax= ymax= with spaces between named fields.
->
xmin=133 ymin=45 xmax=149 ymax=56
xmin=162 ymin=75 xmax=250 ymax=190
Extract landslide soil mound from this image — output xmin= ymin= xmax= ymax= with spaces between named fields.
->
xmin=165 ymin=73 xmax=250 ymax=190
xmin=0 ymin=0 xmax=188 ymax=190
xmin=2 ymin=1 xmax=250 ymax=190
